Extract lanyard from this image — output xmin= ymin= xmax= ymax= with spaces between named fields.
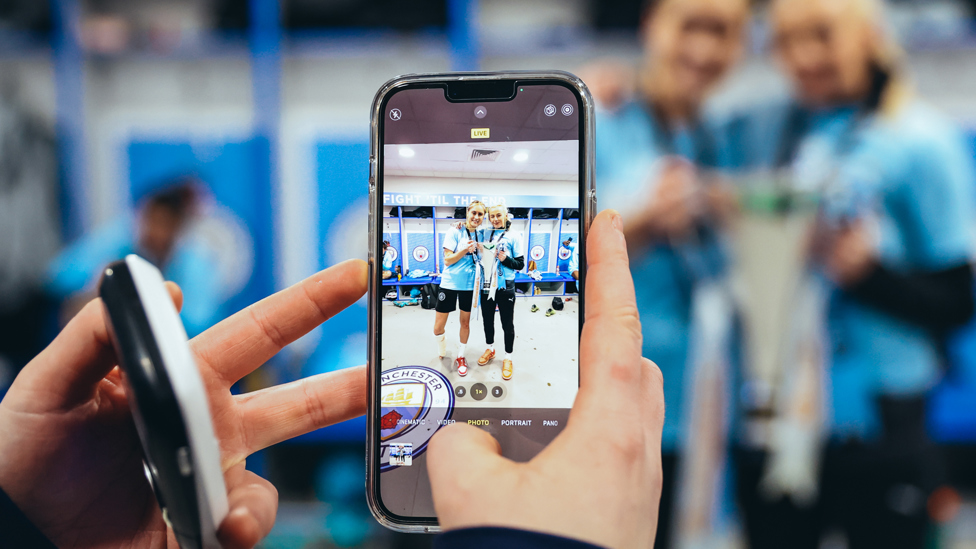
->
xmin=464 ymin=226 xmax=481 ymax=256
xmin=487 ymin=227 xmax=508 ymax=245
xmin=452 ymin=225 xmax=482 ymax=267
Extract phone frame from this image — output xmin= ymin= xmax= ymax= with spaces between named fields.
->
xmin=365 ymin=71 xmax=596 ymax=532
xmin=99 ymin=255 xmax=228 ymax=549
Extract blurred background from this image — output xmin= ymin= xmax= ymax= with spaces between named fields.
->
xmin=2 ymin=0 xmax=976 ymax=547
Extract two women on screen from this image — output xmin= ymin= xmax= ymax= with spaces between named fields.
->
xmin=434 ymin=201 xmax=526 ymax=381
xmin=434 ymin=201 xmax=486 ymax=377
xmin=477 ymin=204 xmax=525 ymax=381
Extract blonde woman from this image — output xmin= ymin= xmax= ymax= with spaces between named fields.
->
xmin=731 ymin=1 xmax=976 ymax=547
xmin=476 ymin=204 xmax=524 ymax=380
xmin=434 ymin=201 xmax=486 ymax=376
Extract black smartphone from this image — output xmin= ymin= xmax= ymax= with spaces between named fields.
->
xmin=99 ymin=254 xmax=228 ymax=549
xmin=366 ymin=72 xmax=595 ymax=531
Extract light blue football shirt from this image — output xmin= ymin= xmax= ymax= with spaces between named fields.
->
xmin=440 ymin=226 xmax=478 ymax=291
xmin=480 ymin=226 xmax=522 ymax=289
xmin=597 ymin=100 xmax=723 ymax=451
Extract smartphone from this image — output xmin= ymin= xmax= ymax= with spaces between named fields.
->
xmin=99 ymin=254 xmax=228 ymax=549
xmin=366 ymin=72 xmax=595 ymax=531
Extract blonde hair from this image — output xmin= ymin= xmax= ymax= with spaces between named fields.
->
xmin=773 ymin=0 xmax=911 ymax=117
xmin=487 ymin=204 xmax=510 ymax=228
xmin=857 ymin=0 xmax=911 ymax=117
xmin=465 ymin=200 xmax=487 ymax=229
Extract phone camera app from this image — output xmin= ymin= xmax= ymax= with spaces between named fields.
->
xmin=379 ymin=85 xmax=580 ymax=518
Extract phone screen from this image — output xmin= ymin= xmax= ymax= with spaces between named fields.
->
xmin=373 ymin=80 xmax=585 ymax=522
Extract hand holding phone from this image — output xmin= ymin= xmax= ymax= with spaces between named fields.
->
xmin=0 ymin=259 xmax=369 ymax=549
xmin=368 ymin=71 xmax=595 ymax=530
xmin=427 ymin=211 xmax=664 ymax=548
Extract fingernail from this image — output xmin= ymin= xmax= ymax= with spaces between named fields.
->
xmin=610 ymin=211 xmax=623 ymax=232
xmin=230 ymin=506 xmax=250 ymax=520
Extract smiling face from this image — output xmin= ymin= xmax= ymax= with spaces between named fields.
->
xmin=772 ymin=0 xmax=877 ymax=106
xmin=488 ymin=207 xmax=507 ymax=229
xmin=466 ymin=203 xmax=486 ymax=229
xmin=642 ymin=0 xmax=748 ymax=106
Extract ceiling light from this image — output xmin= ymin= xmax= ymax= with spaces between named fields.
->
xmin=399 ymin=147 xmax=415 ymax=158
xmin=513 ymin=151 xmax=529 ymax=162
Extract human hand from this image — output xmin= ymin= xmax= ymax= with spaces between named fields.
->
xmin=496 ymin=249 xmax=508 ymax=262
xmin=427 ymin=210 xmax=664 ymax=548
xmin=823 ymin=222 xmax=877 ymax=287
xmin=0 ymin=259 xmax=368 ymax=549
xmin=466 ymin=240 xmax=478 ymax=254
xmin=702 ymin=176 xmax=740 ymax=227
xmin=645 ymin=158 xmax=699 ymax=240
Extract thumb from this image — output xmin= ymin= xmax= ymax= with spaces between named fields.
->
xmin=426 ymin=424 xmax=507 ymax=510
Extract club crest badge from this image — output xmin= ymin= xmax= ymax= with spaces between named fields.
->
xmin=413 ymin=246 xmax=429 ymax=262
xmin=380 ymin=366 xmax=454 ymax=470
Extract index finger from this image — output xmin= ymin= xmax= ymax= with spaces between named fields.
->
xmin=572 ymin=210 xmax=644 ymax=421
xmin=191 ymin=259 xmax=367 ymax=387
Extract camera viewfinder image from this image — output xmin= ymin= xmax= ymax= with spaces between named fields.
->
xmin=377 ymin=83 xmax=583 ymax=518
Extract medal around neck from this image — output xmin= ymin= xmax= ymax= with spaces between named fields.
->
xmin=98 ymin=254 xmax=228 ymax=549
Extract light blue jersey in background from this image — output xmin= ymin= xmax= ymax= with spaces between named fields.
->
xmin=596 ymin=100 xmax=723 ymax=452
xmin=440 ymin=226 xmax=478 ymax=292
xmin=45 ymin=216 xmax=223 ymax=338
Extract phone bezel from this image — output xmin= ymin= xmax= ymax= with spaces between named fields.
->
xmin=99 ymin=255 xmax=228 ymax=548
xmin=366 ymin=71 xmax=596 ymax=533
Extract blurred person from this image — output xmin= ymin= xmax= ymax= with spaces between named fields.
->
xmin=1 ymin=210 xmax=667 ymax=549
xmin=0 ymin=93 xmax=61 ymax=383
xmin=476 ymin=204 xmax=524 ymax=381
xmin=727 ymin=1 xmax=976 ymax=548
xmin=589 ymin=0 xmax=750 ymax=546
xmin=45 ymin=180 xmax=222 ymax=337
xmin=434 ymin=201 xmax=486 ymax=376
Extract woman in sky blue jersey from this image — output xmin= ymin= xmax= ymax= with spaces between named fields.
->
xmin=476 ymin=204 xmax=525 ymax=381
xmin=589 ymin=0 xmax=750 ymax=546
xmin=435 ymin=201 xmax=486 ymax=377
xmin=728 ymin=1 xmax=976 ymax=547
